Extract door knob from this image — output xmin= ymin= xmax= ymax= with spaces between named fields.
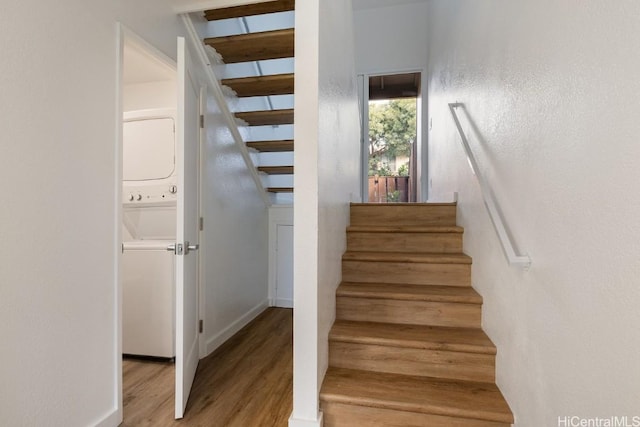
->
xmin=184 ymin=242 xmax=199 ymax=255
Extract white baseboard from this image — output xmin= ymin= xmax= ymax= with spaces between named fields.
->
xmin=289 ymin=412 xmax=323 ymax=427
xmin=428 ymin=191 xmax=458 ymax=203
xmin=205 ymin=299 xmax=269 ymax=356
xmin=273 ymin=297 xmax=293 ymax=308
xmin=92 ymin=407 xmax=121 ymax=427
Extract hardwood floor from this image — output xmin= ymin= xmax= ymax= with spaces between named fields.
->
xmin=121 ymin=308 xmax=293 ymax=427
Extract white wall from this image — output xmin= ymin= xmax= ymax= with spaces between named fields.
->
xmin=353 ymin=1 xmax=429 ymax=200
xmin=427 ymin=1 xmax=640 ymax=425
xmin=124 ymin=81 xmax=176 ymax=112
xmin=200 ymin=78 xmax=269 ymax=356
xmin=317 ymin=0 xmax=361 ymax=390
xmin=269 ymin=206 xmax=294 ymax=307
xmin=353 ymin=1 xmax=428 ymax=74
xmin=0 ymin=1 xmax=180 ymax=426
xmin=291 ymin=0 xmax=360 ymax=425
xmin=182 ymin=12 xmax=270 ymax=358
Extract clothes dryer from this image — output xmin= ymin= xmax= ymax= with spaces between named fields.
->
xmin=122 ymin=109 xmax=177 ymax=358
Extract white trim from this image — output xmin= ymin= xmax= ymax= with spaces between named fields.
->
xmin=357 ymin=74 xmax=369 ymax=202
xmin=119 ymin=25 xmax=176 ymax=72
xmin=198 ymin=85 xmax=208 ymax=359
xmin=181 ymin=13 xmax=270 ymax=206
xmin=205 ymin=299 xmax=269 ymax=355
xmin=173 ymin=0 xmax=273 ymax=14
xmin=288 ymin=412 xmax=324 ymax=427
xmin=268 ymin=205 xmax=293 ymax=307
xmin=113 ymin=23 xmax=125 ymax=427
xmin=92 ymin=407 xmax=120 ymax=427
xmin=418 ymin=70 xmax=428 ymax=202
xmin=115 ymin=23 xmax=179 ymax=425
xmin=273 ymin=297 xmax=293 ymax=308
xmin=358 ymin=67 xmax=427 ymax=202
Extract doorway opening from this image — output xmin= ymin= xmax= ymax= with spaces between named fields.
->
xmin=118 ymin=27 xmax=178 ymax=423
xmin=361 ymin=72 xmax=421 ymax=203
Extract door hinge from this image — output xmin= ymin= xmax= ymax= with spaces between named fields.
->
xmin=199 ymin=319 xmax=204 ymax=333
xmin=200 ymin=114 xmax=204 ymax=128
xmin=199 ymin=217 xmax=204 ymax=231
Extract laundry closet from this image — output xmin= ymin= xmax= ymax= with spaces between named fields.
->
xmin=121 ymin=42 xmax=177 ymax=359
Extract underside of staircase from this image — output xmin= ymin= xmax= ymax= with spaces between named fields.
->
xmin=203 ymin=0 xmax=295 ymax=201
xmin=320 ymin=203 xmax=513 ymax=426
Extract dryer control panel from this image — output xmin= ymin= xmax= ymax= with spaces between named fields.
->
xmin=123 ymin=182 xmax=178 ymax=206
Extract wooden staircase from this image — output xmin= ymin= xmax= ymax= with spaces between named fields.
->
xmin=320 ymin=203 xmax=513 ymax=426
xmin=204 ymin=0 xmax=295 ymax=197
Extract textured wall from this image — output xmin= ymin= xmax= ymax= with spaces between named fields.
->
xmin=317 ymin=0 xmax=361 ymax=391
xmin=291 ymin=0 xmax=360 ymax=425
xmin=0 ymin=1 xmax=179 ymax=425
xmin=200 ymin=77 xmax=269 ymax=356
xmin=353 ymin=1 xmax=430 ymax=200
xmin=353 ymin=1 xmax=429 ymax=74
xmin=427 ymin=1 xmax=640 ymax=425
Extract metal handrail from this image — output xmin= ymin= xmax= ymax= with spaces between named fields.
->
xmin=448 ymin=103 xmax=531 ymax=269
xmin=182 ymin=14 xmax=270 ymax=206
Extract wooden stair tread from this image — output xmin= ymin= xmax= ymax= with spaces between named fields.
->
xmin=236 ymin=109 xmax=294 ymax=126
xmin=320 ymin=368 xmax=513 ymax=424
xmin=246 ymin=140 xmax=294 ymax=152
xmin=222 ymin=73 xmax=294 ymax=97
xmin=330 ymin=320 xmax=495 ymax=354
xmin=205 ymin=29 xmax=294 ymax=63
xmin=257 ymin=166 xmax=293 ymax=175
xmin=343 ymin=251 xmax=472 ymax=264
xmin=348 ymin=225 xmax=464 ymax=233
xmin=267 ymin=187 xmax=293 ymax=193
xmin=338 ymin=282 xmax=482 ymax=304
xmin=324 ymin=202 xmax=513 ymax=424
xmin=247 ymin=140 xmax=294 ymax=152
xmin=205 ymin=0 xmax=295 ymax=21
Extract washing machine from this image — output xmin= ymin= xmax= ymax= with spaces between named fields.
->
xmin=122 ymin=109 xmax=177 ymax=359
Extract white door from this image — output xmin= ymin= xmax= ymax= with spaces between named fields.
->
xmin=275 ymin=224 xmax=293 ymax=308
xmin=175 ymin=36 xmax=201 ymax=419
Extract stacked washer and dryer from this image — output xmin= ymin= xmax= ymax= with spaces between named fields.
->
xmin=122 ymin=109 xmax=177 ymax=359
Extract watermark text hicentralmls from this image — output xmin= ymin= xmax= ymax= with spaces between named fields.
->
xmin=557 ymin=416 xmax=640 ymax=427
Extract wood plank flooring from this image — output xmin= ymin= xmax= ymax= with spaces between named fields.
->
xmin=120 ymin=307 xmax=292 ymax=427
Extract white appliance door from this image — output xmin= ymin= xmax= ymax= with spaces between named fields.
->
xmin=175 ymin=36 xmax=200 ymax=419
xmin=122 ymin=245 xmax=175 ymax=358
